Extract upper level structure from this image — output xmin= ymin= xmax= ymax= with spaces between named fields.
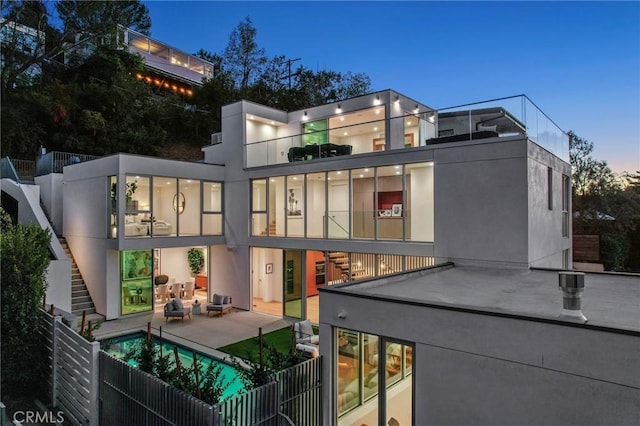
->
xmin=118 ymin=26 xmax=214 ymax=89
xmin=208 ymin=90 xmax=567 ymax=169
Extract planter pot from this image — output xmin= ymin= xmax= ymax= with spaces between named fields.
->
xmin=126 ymin=200 xmax=138 ymax=211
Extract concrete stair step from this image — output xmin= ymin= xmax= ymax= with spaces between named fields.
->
xmin=72 ymin=295 xmax=93 ymax=304
xmin=71 ymin=308 xmax=95 ymax=321
xmin=72 ymin=301 xmax=95 ymax=311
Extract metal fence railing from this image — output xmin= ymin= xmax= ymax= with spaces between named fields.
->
xmin=275 ymin=356 xmax=323 ymax=426
xmin=35 ymin=151 xmax=99 ymax=176
xmin=38 ymin=308 xmax=323 ymax=425
xmin=1 ymin=157 xmax=35 ymax=183
xmin=100 ymin=352 xmax=216 ymax=426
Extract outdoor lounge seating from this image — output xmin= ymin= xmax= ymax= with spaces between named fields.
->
xmin=164 ymin=298 xmax=191 ymax=322
xmin=288 ymin=143 xmax=352 ymax=162
xmin=294 ymin=319 xmax=319 ymax=345
xmin=206 ymin=293 xmax=233 ymax=316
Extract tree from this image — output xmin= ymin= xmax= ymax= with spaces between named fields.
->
xmin=223 ymin=17 xmax=266 ymax=92
xmin=56 ymin=0 xmax=151 ymax=37
xmin=0 ymin=208 xmax=51 ymax=397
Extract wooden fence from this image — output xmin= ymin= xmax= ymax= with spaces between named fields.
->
xmin=38 ymin=311 xmax=100 ymax=425
xmin=573 ymin=235 xmax=600 ymax=262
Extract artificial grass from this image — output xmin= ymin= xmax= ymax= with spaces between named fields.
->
xmin=218 ymin=326 xmax=296 ymax=362
xmin=218 ymin=325 xmax=319 ymax=362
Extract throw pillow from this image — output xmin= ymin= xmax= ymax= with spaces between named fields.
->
xmin=173 ymin=298 xmax=184 ymax=311
xmin=300 ymin=320 xmax=313 ymax=339
xmin=213 ymin=294 xmax=224 ymax=305
xmin=222 ymin=296 xmax=230 ymax=305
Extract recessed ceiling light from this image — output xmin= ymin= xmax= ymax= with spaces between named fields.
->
xmin=364 ymin=168 xmax=369 ymax=172
xmin=343 ymin=132 xmax=348 ymax=136
xmin=248 ymin=115 xmax=254 ymax=119
xmin=373 ymin=127 xmax=378 ymax=131
xmin=395 ymin=171 xmax=401 ymax=175
xmin=135 ymin=176 xmax=140 ymax=179
xmin=375 ymin=109 xmax=381 ymax=115
xmin=359 ymin=174 xmax=364 ymax=178
xmin=293 ymin=177 xmax=297 ymax=180
xmin=270 ymin=121 xmax=275 ymax=125
xmin=187 ymin=180 xmax=192 ymax=183
xmin=407 ymin=121 xmax=412 ymax=126
xmin=340 ymin=117 xmax=345 ymax=121
xmin=270 ymin=179 xmax=275 ymax=182
xmin=337 ymin=171 xmax=342 ymax=175
xmin=395 ymin=166 xmax=400 ymax=169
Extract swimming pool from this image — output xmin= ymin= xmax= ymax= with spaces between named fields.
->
xmin=102 ymin=332 xmax=244 ymax=400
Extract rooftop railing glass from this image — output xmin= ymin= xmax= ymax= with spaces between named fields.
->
xmin=245 ymin=115 xmax=436 ymax=168
xmin=436 ymin=95 xmax=568 ymax=161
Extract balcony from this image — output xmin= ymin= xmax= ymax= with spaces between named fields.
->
xmin=435 ymin=95 xmax=568 ymax=161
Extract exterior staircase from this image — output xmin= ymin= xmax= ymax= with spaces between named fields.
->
xmin=59 ymin=237 xmax=97 ymax=316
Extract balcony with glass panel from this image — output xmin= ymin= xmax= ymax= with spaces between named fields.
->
xmin=434 ymin=95 xmax=568 ymax=161
xmin=121 ymin=26 xmax=214 ymax=85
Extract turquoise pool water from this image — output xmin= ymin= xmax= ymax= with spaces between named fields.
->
xmin=102 ymin=332 xmax=244 ymax=400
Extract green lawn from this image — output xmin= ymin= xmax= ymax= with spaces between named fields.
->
xmin=218 ymin=326 xmax=296 ymax=361
xmin=218 ymin=325 xmax=319 ymax=362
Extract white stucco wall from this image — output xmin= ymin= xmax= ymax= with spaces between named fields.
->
xmin=35 ymin=173 xmax=64 ymax=235
xmin=434 ymin=138 xmax=530 ymax=267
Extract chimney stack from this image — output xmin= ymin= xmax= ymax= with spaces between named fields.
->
xmin=558 ymin=272 xmax=587 ymax=323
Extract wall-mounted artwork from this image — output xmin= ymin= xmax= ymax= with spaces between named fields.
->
xmin=287 ymin=187 xmax=303 ymax=217
xmin=122 ymin=249 xmax=153 ymax=280
xmin=391 ymin=204 xmax=403 ymax=217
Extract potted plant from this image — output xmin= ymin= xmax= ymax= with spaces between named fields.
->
xmin=125 ymin=180 xmax=138 ymax=211
xmin=187 ymin=248 xmax=205 ymax=277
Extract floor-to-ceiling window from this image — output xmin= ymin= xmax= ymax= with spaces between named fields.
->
xmin=306 ymin=172 xmax=326 ymax=238
xmin=284 ymin=250 xmax=303 ymax=319
xmin=328 ymin=170 xmax=349 ymax=239
xmin=250 ymin=161 xmax=433 ymax=242
xmin=337 ymin=328 xmax=413 ymax=425
xmin=121 ymin=249 xmax=154 ymax=315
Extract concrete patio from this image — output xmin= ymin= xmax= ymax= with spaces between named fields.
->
xmin=92 ymin=308 xmax=293 ymax=361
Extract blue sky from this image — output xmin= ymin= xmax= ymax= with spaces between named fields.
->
xmin=145 ymin=1 xmax=639 ymax=174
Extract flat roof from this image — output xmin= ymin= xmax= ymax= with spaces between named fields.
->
xmin=323 ymin=265 xmax=640 ymax=332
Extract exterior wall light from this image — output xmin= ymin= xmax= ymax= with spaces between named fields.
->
xmin=302 ymin=111 xmax=309 ymax=121
xmin=374 ymin=95 xmax=381 ymax=106
xmin=336 ymin=104 xmax=342 ymax=114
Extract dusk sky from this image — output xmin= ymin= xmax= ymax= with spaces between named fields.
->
xmin=144 ymin=1 xmax=639 ymax=174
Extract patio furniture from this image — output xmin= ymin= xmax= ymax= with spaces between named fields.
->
xmin=155 ymin=284 xmax=169 ymax=303
xmin=170 ymin=282 xmax=183 ymax=299
xmin=206 ymin=294 xmax=233 ymax=316
xmin=294 ymin=319 xmax=319 ymax=345
xmin=183 ymin=281 xmax=195 ymax=299
xmin=164 ymin=298 xmax=191 ymax=322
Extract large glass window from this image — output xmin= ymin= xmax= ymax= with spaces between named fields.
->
xmin=352 ymin=168 xmax=374 ymax=239
xmin=269 ymin=177 xmax=285 ymax=237
xmin=178 ymin=178 xmax=200 ymax=236
xmin=406 ymin=162 xmax=434 ymax=241
xmin=306 ymin=172 xmax=326 ymax=238
xmin=376 ymin=166 xmax=403 ymax=240
xmin=152 ymin=177 xmax=176 ymax=237
xmin=109 ymin=176 xmax=117 ymax=238
xmin=328 ymin=170 xmax=349 ymax=239
xmin=302 ymin=119 xmax=328 ymax=145
xmin=286 ymin=175 xmax=304 ymax=237
xmin=337 ymin=330 xmax=413 ymax=425
xmin=124 ymin=176 xmax=151 ymax=237
xmin=284 ymin=250 xmax=303 ymax=319
xmin=251 ymin=179 xmax=267 ymax=236
xmin=121 ymin=249 xmax=153 ymax=315
xmin=203 ymin=181 xmax=223 ymax=235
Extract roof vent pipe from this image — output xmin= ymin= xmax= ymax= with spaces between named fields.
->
xmin=558 ymin=272 xmax=587 ymax=323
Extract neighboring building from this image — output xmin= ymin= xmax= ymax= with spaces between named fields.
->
xmin=118 ymin=25 xmax=214 ymax=95
xmin=62 ymin=25 xmax=214 ymax=97
xmin=0 ymin=18 xmax=46 ymax=84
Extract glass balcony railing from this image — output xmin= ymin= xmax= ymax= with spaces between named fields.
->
xmin=436 ymin=95 xmax=568 ymax=161
xmin=245 ymin=115 xmax=436 ymax=168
